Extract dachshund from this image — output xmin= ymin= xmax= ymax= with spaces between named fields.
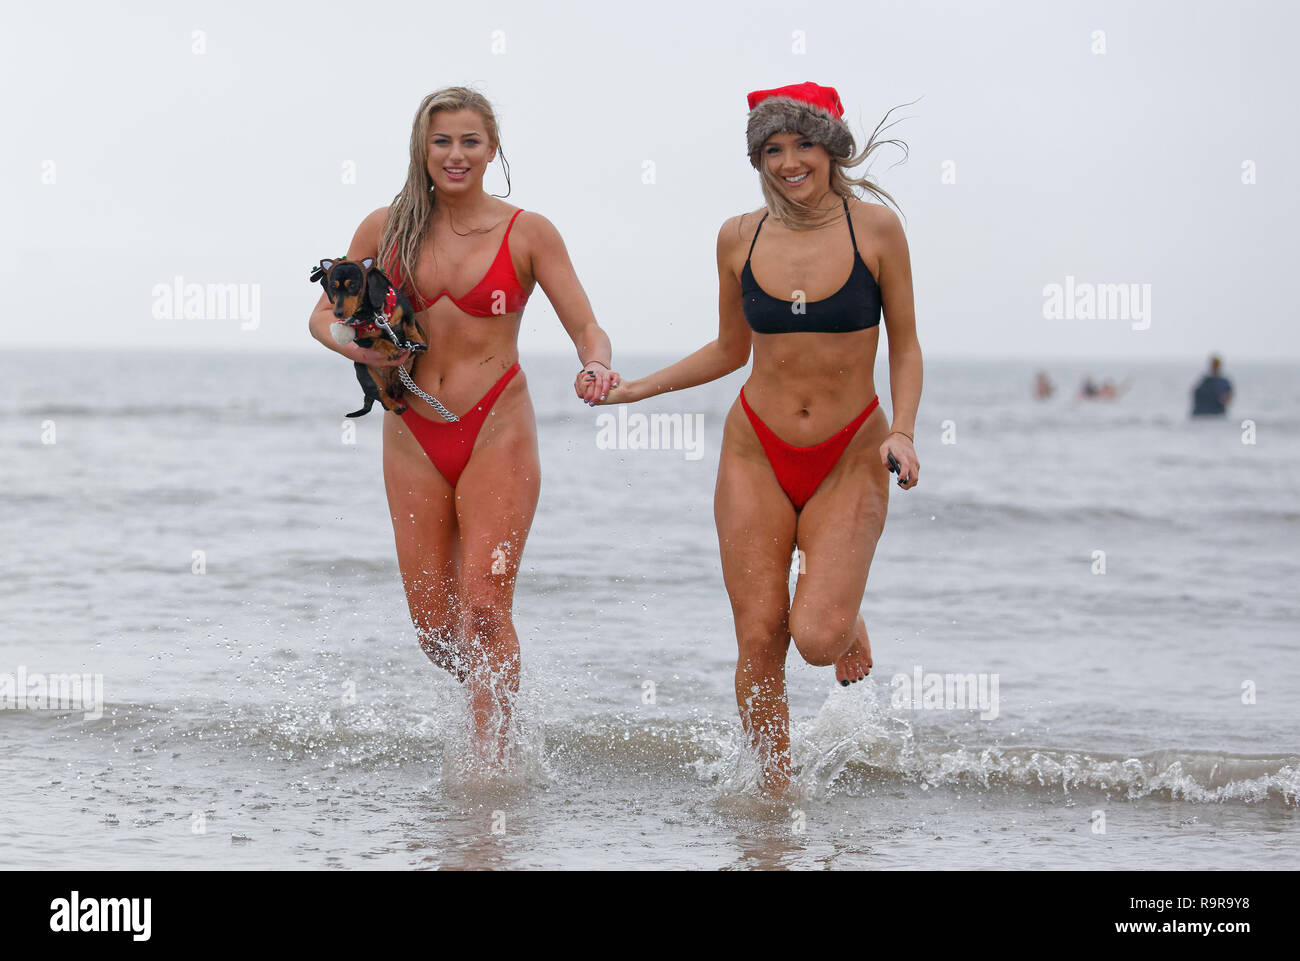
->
xmin=310 ymin=257 xmax=428 ymax=417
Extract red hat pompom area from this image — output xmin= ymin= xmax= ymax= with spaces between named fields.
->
xmin=745 ymin=80 xmax=853 ymax=164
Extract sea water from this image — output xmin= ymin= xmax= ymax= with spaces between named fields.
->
xmin=1 ymin=351 xmax=1295 ymax=869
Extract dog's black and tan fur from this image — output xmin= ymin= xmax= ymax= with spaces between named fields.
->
xmin=311 ymin=257 xmax=428 ymax=417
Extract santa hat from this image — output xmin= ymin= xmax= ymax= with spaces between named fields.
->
xmin=745 ymin=82 xmax=853 ymax=166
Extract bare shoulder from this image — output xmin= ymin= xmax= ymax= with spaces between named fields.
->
xmin=511 ymin=207 xmax=556 ymax=236
xmin=717 ymin=207 xmax=765 ymax=264
xmin=847 ymin=196 xmax=904 ymax=242
xmin=362 ymin=205 xmax=392 ymax=230
xmin=348 ymin=206 xmax=392 ymax=258
xmin=509 ymin=208 xmax=566 ymax=255
xmin=507 ymin=210 xmax=572 ymax=283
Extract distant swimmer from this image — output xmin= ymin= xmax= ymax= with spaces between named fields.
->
xmin=1191 ymin=354 xmax=1233 ymax=416
xmin=1033 ymin=371 xmax=1054 ymax=400
xmin=1078 ymin=376 xmax=1131 ymax=400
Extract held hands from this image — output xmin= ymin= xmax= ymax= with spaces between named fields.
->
xmin=881 ymin=431 xmax=919 ymax=489
xmin=575 ymin=360 xmax=622 ymax=406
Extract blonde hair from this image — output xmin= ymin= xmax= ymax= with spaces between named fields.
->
xmin=752 ymin=98 xmax=915 ymax=229
xmin=378 ymin=86 xmax=509 ymax=290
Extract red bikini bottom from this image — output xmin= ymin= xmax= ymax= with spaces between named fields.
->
xmin=739 ymin=387 xmax=880 ymax=510
xmin=398 ymin=362 xmax=521 ymax=487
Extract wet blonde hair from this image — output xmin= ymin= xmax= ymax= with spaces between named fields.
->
xmin=752 ymin=99 xmax=915 ymax=229
xmin=378 ymin=86 xmax=510 ymax=290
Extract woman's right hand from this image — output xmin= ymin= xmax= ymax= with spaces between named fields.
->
xmin=354 ymin=345 xmax=412 ymax=368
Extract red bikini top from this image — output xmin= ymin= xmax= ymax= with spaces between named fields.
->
xmin=387 ymin=208 xmax=529 ymax=317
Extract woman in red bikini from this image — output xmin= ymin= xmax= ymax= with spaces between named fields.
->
xmin=308 ymin=87 xmax=619 ymax=763
xmin=603 ymin=82 xmax=922 ymax=793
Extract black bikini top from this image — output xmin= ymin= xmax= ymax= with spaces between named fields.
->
xmin=740 ymin=197 xmax=881 ymax=334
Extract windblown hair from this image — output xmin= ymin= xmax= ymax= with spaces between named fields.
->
xmin=750 ymin=98 xmax=917 ymax=230
xmin=378 ymin=86 xmax=510 ymax=293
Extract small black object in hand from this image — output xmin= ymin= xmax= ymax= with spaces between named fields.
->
xmin=887 ymin=452 xmax=909 ymax=487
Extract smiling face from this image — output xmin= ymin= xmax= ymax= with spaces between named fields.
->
xmin=761 ymin=132 xmax=833 ymax=202
xmin=426 ymin=109 xmax=496 ymax=193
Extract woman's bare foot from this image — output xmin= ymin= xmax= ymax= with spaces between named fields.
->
xmin=834 ymin=614 xmax=873 ymax=686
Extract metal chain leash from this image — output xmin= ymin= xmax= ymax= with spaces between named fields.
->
xmin=396 ymin=364 xmax=458 ymax=423
xmin=370 ymin=289 xmax=460 ymax=423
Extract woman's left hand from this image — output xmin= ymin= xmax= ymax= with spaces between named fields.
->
xmin=880 ymin=432 xmax=919 ymax=489
xmin=575 ymin=361 xmax=620 ymax=406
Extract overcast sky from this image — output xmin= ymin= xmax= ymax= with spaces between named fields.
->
xmin=3 ymin=0 xmax=1295 ymax=360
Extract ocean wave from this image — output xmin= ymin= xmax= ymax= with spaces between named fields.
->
xmin=929 ymin=409 xmax=1300 ymax=433
xmin=884 ymin=744 xmax=1300 ymax=807
xmin=786 ymin=689 xmax=1298 ymax=808
xmin=35 ymin=693 xmax=1299 ymax=810
xmin=19 ymin=402 xmax=262 ymax=420
xmin=931 ymin=497 xmax=1300 ymax=531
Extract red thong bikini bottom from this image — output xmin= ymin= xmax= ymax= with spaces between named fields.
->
xmin=398 ymin=363 xmax=522 ymax=487
xmin=739 ymin=387 xmax=880 ymax=510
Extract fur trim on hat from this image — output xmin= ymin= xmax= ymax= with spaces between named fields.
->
xmin=746 ymin=97 xmax=853 ymax=164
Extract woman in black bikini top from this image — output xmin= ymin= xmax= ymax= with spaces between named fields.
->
xmin=741 ymin=194 xmax=882 ymax=335
xmin=602 ymin=81 xmax=923 ymax=795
